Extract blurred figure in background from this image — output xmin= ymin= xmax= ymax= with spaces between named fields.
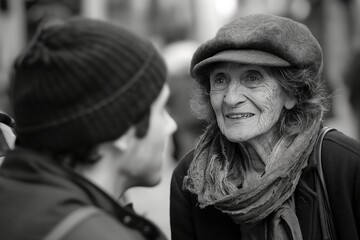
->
xmin=163 ymin=41 xmax=205 ymax=160
xmin=0 ymin=17 xmax=176 ymax=240
xmin=344 ymin=50 xmax=360 ymax=139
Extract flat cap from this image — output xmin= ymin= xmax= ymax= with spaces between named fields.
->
xmin=190 ymin=14 xmax=323 ymax=79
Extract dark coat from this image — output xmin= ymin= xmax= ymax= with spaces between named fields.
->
xmin=0 ymin=148 xmax=167 ymax=240
xmin=170 ymin=130 xmax=360 ymax=240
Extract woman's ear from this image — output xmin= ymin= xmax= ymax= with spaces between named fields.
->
xmin=113 ymin=127 xmax=137 ymax=151
xmin=284 ymin=97 xmax=296 ymax=110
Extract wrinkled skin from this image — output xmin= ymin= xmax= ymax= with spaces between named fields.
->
xmin=209 ymin=63 xmax=295 ymax=165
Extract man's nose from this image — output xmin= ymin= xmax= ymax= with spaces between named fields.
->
xmin=166 ymin=111 xmax=177 ymax=134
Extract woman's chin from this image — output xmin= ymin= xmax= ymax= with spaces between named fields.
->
xmin=224 ymin=133 xmax=248 ymax=143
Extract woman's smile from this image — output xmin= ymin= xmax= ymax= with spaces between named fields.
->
xmin=224 ymin=112 xmax=255 ymax=120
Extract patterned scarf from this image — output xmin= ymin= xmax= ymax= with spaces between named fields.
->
xmin=183 ymin=119 xmax=322 ymax=239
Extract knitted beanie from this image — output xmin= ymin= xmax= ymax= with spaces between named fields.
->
xmin=191 ymin=14 xmax=323 ymax=79
xmin=12 ymin=18 xmax=167 ymax=152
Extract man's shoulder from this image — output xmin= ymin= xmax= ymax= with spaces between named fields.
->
xmin=63 ymin=208 xmax=145 ymax=240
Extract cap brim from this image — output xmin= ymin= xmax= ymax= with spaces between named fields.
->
xmin=192 ymin=49 xmax=291 ymax=77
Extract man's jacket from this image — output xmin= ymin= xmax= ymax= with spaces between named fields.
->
xmin=0 ymin=148 xmax=166 ymax=240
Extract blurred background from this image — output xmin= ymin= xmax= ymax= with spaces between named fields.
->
xmin=1 ymin=0 xmax=359 ymax=238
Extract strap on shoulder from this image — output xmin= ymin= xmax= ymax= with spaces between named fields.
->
xmin=313 ymin=126 xmax=337 ymax=240
xmin=43 ymin=206 xmax=101 ymax=240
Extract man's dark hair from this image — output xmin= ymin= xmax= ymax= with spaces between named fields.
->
xmin=51 ymin=111 xmax=151 ymax=168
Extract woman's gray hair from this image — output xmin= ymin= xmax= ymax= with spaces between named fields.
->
xmin=190 ymin=66 xmax=328 ymax=137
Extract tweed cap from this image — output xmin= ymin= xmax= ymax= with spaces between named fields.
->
xmin=12 ymin=17 xmax=167 ymax=151
xmin=191 ymin=14 xmax=323 ymax=79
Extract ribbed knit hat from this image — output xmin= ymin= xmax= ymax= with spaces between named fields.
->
xmin=191 ymin=14 xmax=323 ymax=79
xmin=12 ymin=17 xmax=167 ymax=152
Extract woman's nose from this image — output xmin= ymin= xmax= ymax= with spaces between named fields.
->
xmin=223 ymin=81 xmax=247 ymax=106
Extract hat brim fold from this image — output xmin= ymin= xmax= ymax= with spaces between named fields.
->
xmin=192 ymin=49 xmax=291 ymax=76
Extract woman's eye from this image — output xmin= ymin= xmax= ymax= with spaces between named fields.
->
xmin=211 ymin=73 xmax=228 ymax=85
xmin=214 ymin=77 xmax=226 ymax=84
xmin=244 ymin=71 xmax=263 ymax=83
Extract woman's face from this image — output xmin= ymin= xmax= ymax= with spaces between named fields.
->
xmin=209 ymin=63 xmax=294 ymax=146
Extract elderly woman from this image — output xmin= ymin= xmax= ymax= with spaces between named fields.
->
xmin=170 ymin=14 xmax=360 ymax=240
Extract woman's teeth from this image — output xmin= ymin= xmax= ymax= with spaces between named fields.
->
xmin=227 ymin=113 xmax=254 ymax=119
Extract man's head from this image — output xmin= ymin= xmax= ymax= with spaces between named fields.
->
xmin=11 ymin=17 xmax=168 ymax=152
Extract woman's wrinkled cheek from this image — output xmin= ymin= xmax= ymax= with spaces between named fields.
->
xmin=213 ymin=106 xmax=225 ymax=134
xmin=218 ymin=118 xmax=226 ymax=134
xmin=256 ymin=83 xmax=281 ymax=131
xmin=210 ymin=93 xmax=224 ymax=120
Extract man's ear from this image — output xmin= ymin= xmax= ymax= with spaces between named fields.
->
xmin=113 ymin=127 xmax=137 ymax=152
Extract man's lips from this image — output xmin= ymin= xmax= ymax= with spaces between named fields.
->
xmin=225 ymin=113 xmax=255 ymax=119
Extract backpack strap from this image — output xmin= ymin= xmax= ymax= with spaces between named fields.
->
xmin=43 ymin=206 xmax=100 ymax=240
xmin=313 ymin=126 xmax=337 ymax=240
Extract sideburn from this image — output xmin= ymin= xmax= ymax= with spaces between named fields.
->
xmin=135 ymin=109 xmax=150 ymax=138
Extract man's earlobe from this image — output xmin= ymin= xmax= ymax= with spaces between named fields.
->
xmin=113 ymin=127 xmax=136 ymax=151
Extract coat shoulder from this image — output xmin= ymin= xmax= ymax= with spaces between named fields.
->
xmin=173 ymin=150 xmax=195 ymax=177
xmin=322 ymin=130 xmax=360 ymax=165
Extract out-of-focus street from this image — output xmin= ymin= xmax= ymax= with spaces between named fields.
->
xmin=1 ymin=1 xmax=360 ymax=239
